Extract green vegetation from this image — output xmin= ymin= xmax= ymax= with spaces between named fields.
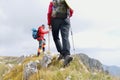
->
xmin=0 ymin=64 xmax=8 ymax=80
xmin=0 ymin=56 xmax=18 ymax=80
xmin=2 ymin=54 xmax=114 ymax=80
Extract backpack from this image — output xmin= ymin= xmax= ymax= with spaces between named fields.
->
xmin=52 ymin=0 xmax=69 ymax=18
xmin=32 ymin=28 xmax=38 ymax=39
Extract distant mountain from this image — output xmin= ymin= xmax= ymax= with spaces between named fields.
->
xmin=103 ymin=65 xmax=120 ymax=77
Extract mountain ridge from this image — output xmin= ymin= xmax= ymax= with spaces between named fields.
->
xmin=0 ymin=53 xmax=118 ymax=80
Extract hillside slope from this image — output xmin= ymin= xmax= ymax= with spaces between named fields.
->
xmin=2 ymin=53 xmax=115 ymax=80
xmin=0 ymin=56 xmax=19 ymax=80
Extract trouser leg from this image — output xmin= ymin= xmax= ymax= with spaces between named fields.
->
xmin=51 ymin=19 xmax=63 ymax=54
xmin=51 ymin=18 xmax=71 ymax=57
xmin=60 ymin=19 xmax=70 ymax=56
xmin=37 ymin=40 xmax=43 ymax=56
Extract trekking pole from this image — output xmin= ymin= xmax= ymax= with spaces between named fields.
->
xmin=70 ymin=27 xmax=75 ymax=54
xmin=48 ymin=27 xmax=51 ymax=54
xmin=48 ymin=31 xmax=50 ymax=53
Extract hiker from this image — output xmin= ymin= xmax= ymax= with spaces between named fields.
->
xmin=37 ymin=24 xmax=50 ymax=56
xmin=47 ymin=0 xmax=73 ymax=67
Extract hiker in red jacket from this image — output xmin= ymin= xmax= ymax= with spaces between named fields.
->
xmin=37 ymin=24 xmax=50 ymax=56
xmin=47 ymin=0 xmax=73 ymax=67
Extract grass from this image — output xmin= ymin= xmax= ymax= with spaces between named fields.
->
xmin=3 ymin=53 xmax=114 ymax=80
xmin=0 ymin=64 xmax=8 ymax=80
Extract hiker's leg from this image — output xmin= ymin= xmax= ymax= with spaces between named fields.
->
xmin=37 ymin=48 xmax=41 ymax=56
xmin=51 ymin=18 xmax=63 ymax=54
xmin=42 ymin=44 xmax=46 ymax=52
xmin=43 ymin=47 xmax=45 ymax=52
xmin=37 ymin=40 xmax=43 ymax=56
xmin=60 ymin=18 xmax=73 ymax=67
xmin=42 ymin=39 xmax=46 ymax=52
xmin=60 ymin=18 xmax=70 ymax=57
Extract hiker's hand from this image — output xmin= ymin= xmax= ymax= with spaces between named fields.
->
xmin=49 ymin=28 xmax=52 ymax=32
xmin=48 ymin=25 xmax=52 ymax=29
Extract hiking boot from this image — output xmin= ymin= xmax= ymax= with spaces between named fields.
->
xmin=63 ymin=55 xmax=73 ymax=67
xmin=57 ymin=54 xmax=64 ymax=61
xmin=37 ymin=52 xmax=40 ymax=56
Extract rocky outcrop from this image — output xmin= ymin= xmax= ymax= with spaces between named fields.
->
xmin=75 ymin=53 xmax=104 ymax=72
xmin=23 ymin=61 xmax=38 ymax=80
xmin=23 ymin=54 xmax=53 ymax=80
xmin=2 ymin=53 xmax=116 ymax=80
xmin=40 ymin=54 xmax=53 ymax=68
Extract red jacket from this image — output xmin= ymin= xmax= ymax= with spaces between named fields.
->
xmin=37 ymin=26 xmax=49 ymax=41
xmin=47 ymin=2 xmax=73 ymax=26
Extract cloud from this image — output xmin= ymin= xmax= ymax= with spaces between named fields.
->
xmin=73 ymin=25 xmax=120 ymax=49
xmin=0 ymin=9 xmax=7 ymax=21
xmin=0 ymin=0 xmax=49 ymax=56
xmin=93 ymin=50 xmax=120 ymax=66
xmin=71 ymin=1 xmax=120 ymax=66
xmin=0 ymin=0 xmax=120 ymax=67
xmin=75 ymin=0 xmax=120 ymax=21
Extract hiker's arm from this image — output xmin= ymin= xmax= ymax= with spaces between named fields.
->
xmin=43 ymin=30 xmax=49 ymax=34
xmin=40 ymin=28 xmax=49 ymax=34
xmin=47 ymin=2 xmax=53 ymax=26
xmin=69 ymin=8 xmax=73 ymax=17
xmin=40 ymin=31 xmax=49 ymax=34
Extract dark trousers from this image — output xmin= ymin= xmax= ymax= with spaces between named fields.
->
xmin=51 ymin=18 xmax=70 ymax=57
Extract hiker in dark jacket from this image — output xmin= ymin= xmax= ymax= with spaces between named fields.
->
xmin=47 ymin=0 xmax=73 ymax=67
xmin=37 ymin=25 xmax=50 ymax=56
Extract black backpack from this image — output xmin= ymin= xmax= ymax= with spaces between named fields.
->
xmin=52 ymin=0 xmax=69 ymax=18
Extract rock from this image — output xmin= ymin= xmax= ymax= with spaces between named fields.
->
xmin=66 ymin=75 xmax=71 ymax=80
xmin=23 ymin=61 xmax=38 ymax=80
xmin=8 ymin=64 xmax=14 ymax=69
xmin=35 ymin=60 xmax=40 ymax=63
xmin=0 ymin=61 xmax=2 ymax=64
xmin=60 ymin=68 xmax=65 ymax=71
xmin=40 ymin=54 xmax=53 ymax=68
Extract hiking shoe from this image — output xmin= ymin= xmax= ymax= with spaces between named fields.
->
xmin=37 ymin=52 xmax=40 ymax=56
xmin=63 ymin=55 xmax=73 ymax=67
xmin=57 ymin=54 xmax=64 ymax=61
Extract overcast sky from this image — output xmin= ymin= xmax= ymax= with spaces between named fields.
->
xmin=0 ymin=0 xmax=120 ymax=67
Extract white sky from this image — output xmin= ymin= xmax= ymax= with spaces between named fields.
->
xmin=0 ymin=0 xmax=120 ymax=67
